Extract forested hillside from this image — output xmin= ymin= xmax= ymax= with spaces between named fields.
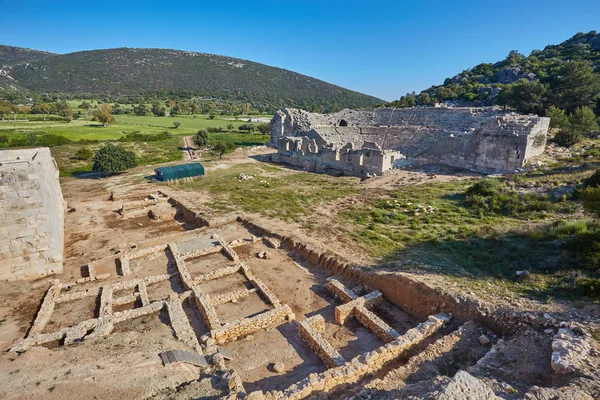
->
xmin=389 ymin=31 xmax=600 ymax=116
xmin=0 ymin=46 xmax=381 ymax=113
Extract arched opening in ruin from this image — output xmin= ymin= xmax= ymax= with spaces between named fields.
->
xmin=339 ymin=119 xmax=348 ymax=127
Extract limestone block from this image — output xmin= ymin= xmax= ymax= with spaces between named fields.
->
xmin=99 ymin=286 xmax=113 ymax=316
xmin=193 ymin=289 xmax=221 ymax=330
xmin=218 ymin=238 xmax=239 ymax=261
xmin=324 ymin=278 xmax=358 ymax=303
xmin=298 ymin=316 xmax=345 ymax=368
xmin=551 ymin=327 xmax=594 ymax=375
xmin=28 ymin=283 xmax=61 ymax=337
xmin=166 ymin=294 xmax=202 ymax=353
xmin=193 ymin=264 xmax=241 ymax=284
xmin=354 ymin=305 xmax=400 ymax=343
xmin=213 ymin=305 xmax=293 ymax=344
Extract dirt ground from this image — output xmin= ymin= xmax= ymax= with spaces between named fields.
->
xmin=0 ymin=147 xmax=598 ymax=399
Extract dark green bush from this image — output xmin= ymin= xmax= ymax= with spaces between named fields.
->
xmin=206 ymin=127 xmax=224 ymax=133
xmin=238 ymin=123 xmax=255 ymax=132
xmin=575 ymin=277 xmax=600 ymax=298
xmin=256 ymin=123 xmax=270 ymax=134
xmin=119 ymin=131 xmax=173 ymax=142
xmin=554 ymin=129 xmax=582 ymax=148
xmin=465 ymin=179 xmax=503 ymax=197
xmin=583 ymin=169 xmax=600 ymax=188
xmin=92 ymin=144 xmax=137 ymax=174
xmin=565 ymin=231 xmax=600 ymax=272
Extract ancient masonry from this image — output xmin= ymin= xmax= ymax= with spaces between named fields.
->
xmin=9 ymin=188 xmax=455 ymax=400
xmin=10 ymin=192 xmax=594 ymax=399
xmin=270 ymin=107 xmax=550 ymax=176
xmin=0 ymin=148 xmax=64 ymax=280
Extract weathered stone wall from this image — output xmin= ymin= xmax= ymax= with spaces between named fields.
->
xmin=212 ymin=304 xmax=294 ymax=344
xmin=298 ymin=315 xmax=345 ymax=368
xmin=259 ymin=313 xmax=450 ymax=400
xmin=0 ymin=148 xmax=64 ymax=280
xmin=270 ymin=107 xmax=550 ymax=175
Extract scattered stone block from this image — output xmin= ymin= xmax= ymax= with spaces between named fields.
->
xmin=218 ymin=346 xmax=234 ymax=360
xmin=257 ymin=250 xmax=272 ymax=259
xmin=273 ymin=362 xmax=285 ymax=373
xmin=478 ymin=334 xmax=491 ymax=346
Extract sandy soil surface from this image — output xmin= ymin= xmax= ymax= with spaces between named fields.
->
xmin=1 ymin=148 xmax=598 ymax=399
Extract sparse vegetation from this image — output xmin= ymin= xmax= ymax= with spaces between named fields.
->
xmin=73 ymin=148 xmax=93 ymax=160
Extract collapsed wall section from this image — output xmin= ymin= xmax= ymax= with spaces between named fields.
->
xmin=0 ymin=148 xmax=64 ymax=280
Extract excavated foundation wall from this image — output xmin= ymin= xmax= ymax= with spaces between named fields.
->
xmin=0 ymin=148 xmax=64 ymax=280
xmin=240 ymin=218 xmax=548 ymax=335
xmin=270 ymin=107 xmax=549 ymax=175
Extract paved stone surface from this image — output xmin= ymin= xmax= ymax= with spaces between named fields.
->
xmin=159 ymin=350 xmax=208 ymax=367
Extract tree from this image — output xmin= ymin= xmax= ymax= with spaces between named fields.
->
xmin=134 ymin=104 xmax=149 ymax=116
xmin=152 ymin=102 xmax=166 ymax=116
xmin=505 ymin=50 xmax=525 ymax=67
xmin=0 ymin=101 xmax=14 ymax=120
xmin=227 ymin=123 xmax=235 ymax=131
xmin=194 ymin=129 xmax=209 ymax=147
xmin=570 ymin=106 xmax=599 ymax=136
xmin=173 ymin=121 xmax=181 ymax=129
xmin=496 ymin=79 xmax=547 ymax=114
xmin=92 ymin=145 xmax=137 ymax=174
xmin=256 ymin=123 xmax=270 ymax=134
xmin=416 ymin=92 xmax=432 ymax=106
xmin=32 ymin=102 xmax=51 ymax=120
xmin=238 ymin=123 xmax=255 ymax=132
xmin=94 ymin=104 xmax=115 ymax=126
xmin=550 ymin=61 xmax=600 ymax=113
xmin=546 ymin=106 xmax=570 ymax=130
xmin=212 ymin=142 xmax=236 ymax=159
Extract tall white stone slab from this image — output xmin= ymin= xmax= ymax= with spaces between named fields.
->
xmin=0 ymin=148 xmax=64 ymax=280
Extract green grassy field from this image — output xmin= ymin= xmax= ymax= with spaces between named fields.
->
xmin=0 ymin=114 xmax=270 ymax=176
xmin=179 ymin=163 xmax=361 ymax=222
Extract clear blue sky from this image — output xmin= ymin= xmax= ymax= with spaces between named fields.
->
xmin=1 ymin=0 xmax=598 ymax=101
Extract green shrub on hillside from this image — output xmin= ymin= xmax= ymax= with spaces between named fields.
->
xmin=74 ymin=148 xmax=93 ymax=160
xmin=554 ymin=129 xmax=582 ymax=148
xmin=465 ymin=179 xmax=503 ymax=197
xmin=583 ymin=170 xmax=600 ymax=188
xmin=92 ymin=144 xmax=137 ymax=174
xmin=582 ymin=186 xmax=600 ymax=218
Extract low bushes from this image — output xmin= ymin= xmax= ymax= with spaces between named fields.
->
xmin=118 ymin=131 xmax=173 ymax=142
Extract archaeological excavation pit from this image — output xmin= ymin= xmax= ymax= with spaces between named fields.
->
xmin=11 ymin=205 xmax=479 ymax=399
xmin=8 ymin=193 xmax=586 ymax=400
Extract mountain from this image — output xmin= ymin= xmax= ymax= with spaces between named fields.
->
xmin=0 ymin=45 xmax=57 ymax=88
xmin=391 ymin=31 xmax=600 ymax=113
xmin=0 ymin=45 xmax=382 ymax=111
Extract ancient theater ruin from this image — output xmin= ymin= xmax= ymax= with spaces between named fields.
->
xmin=270 ymin=107 xmax=550 ymax=176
